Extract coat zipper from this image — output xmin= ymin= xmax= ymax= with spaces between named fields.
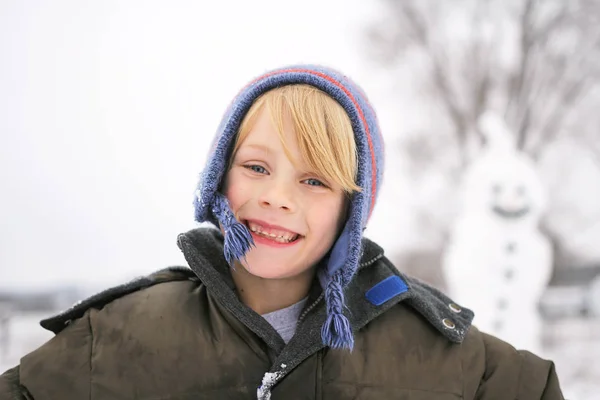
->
xmin=265 ymin=252 xmax=385 ymax=397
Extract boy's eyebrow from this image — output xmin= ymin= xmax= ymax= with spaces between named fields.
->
xmin=238 ymin=143 xmax=272 ymax=155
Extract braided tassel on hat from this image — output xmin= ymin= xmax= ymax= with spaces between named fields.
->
xmin=320 ymin=269 xmax=354 ymax=350
xmin=211 ymin=193 xmax=254 ymax=264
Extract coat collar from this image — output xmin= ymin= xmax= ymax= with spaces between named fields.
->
xmin=176 ymin=227 xmax=474 ymax=349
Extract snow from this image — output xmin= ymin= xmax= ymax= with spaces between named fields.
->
xmin=0 ymin=313 xmax=54 ymax=370
xmin=256 ymin=364 xmax=286 ymax=400
xmin=541 ymin=318 xmax=600 ymax=400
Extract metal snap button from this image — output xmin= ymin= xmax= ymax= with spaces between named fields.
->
xmin=448 ymin=303 xmax=462 ymax=313
xmin=442 ymin=318 xmax=456 ymax=329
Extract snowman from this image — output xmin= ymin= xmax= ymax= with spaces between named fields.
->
xmin=443 ymin=111 xmax=553 ymax=353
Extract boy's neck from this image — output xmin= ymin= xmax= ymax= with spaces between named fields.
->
xmin=231 ymin=264 xmax=315 ymax=315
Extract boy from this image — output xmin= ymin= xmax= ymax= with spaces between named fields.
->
xmin=0 ymin=65 xmax=563 ymax=399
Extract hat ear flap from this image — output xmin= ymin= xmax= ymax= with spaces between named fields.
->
xmin=211 ymin=193 xmax=254 ymax=264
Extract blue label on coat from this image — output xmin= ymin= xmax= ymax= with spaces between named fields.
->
xmin=365 ymin=276 xmax=409 ymax=306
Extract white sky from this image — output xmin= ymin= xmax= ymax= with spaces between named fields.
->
xmin=0 ymin=0 xmax=419 ymax=290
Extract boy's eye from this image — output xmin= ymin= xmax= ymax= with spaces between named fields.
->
xmin=244 ymin=165 xmax=268 ymax=174
xmin=304 ymin=178 xmax=326 ymax=187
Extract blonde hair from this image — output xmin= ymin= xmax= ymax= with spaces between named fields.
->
xmin=231 ymin=84 xmax=360 ymax=193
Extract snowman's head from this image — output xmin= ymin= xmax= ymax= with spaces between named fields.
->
xmin=460 ymin=112 xmax=547 ymax=224
xmin=491 ymin=179 xmax=531 ymax=219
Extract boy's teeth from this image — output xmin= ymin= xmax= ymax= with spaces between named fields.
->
xmin=247 ymin=222 xmax=299 ymax=243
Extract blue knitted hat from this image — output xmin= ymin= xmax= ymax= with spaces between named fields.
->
xmin=194 ymin=65 xmax=384 ymax=350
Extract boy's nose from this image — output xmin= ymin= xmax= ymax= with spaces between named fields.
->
xmin=259 ymin=184 xmax=296 ymax=212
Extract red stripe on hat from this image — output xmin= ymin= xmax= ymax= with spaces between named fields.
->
xmin=247 ymin=68 xmax=378 ymax=219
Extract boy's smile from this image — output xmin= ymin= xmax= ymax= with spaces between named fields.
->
xmin=246 ymin=219 xmax=302 ymax=246
xmin=222 ymin=105 xmax=347 ymax=281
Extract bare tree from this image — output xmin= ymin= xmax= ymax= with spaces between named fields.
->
xmin=368 ymin=0 xmax=600 ymax=166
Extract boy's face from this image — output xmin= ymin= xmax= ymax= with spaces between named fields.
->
xmin=222 ymin=107 xmax=347 ymax=281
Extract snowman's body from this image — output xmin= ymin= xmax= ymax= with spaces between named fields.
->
xmin=445 ymin=212 xmax=552 ymax=352
xmin=443 ymin=113 xmax=553 ymax=353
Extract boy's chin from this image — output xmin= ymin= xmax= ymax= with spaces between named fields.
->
xmin=239 ymin=258 xmax=308 ymax=280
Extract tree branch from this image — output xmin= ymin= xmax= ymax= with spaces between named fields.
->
xmin=520 ymin=2 xmax=600 ymax=152
xmin=506 ymin=0 xmax=536 ymax=122
xmin=529 ymin=78 xmax=592 ymax=157
xmin=468 ymin=0 xmax=493 ymax=145
xmin=399 ymin=1 xmax=469 ymax=165
xmin=531 ymin=2 xmax=570 ymax=45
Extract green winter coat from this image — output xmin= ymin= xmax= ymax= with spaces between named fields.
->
xmin=0 ymin=228 xmax=563 ymax=399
